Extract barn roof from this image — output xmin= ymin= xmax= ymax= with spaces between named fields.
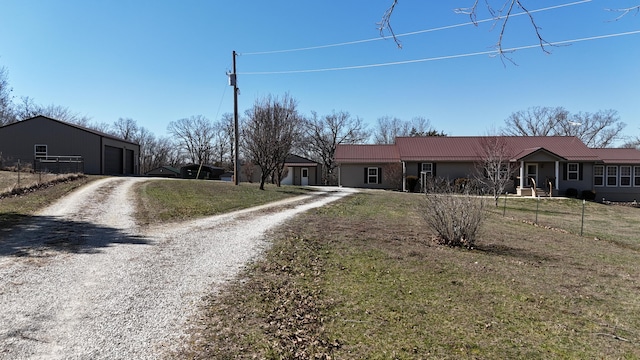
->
xmin=0 ymin=115 xmax=140 ymax=146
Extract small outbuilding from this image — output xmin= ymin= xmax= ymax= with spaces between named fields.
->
xmin=145 ymin=166 xmax=181 ymax=178
xmin=180 ymin=164 xmax=225 ymax=180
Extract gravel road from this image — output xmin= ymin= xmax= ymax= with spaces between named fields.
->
xmin=0 ymin=177 xmax=355 ymax=359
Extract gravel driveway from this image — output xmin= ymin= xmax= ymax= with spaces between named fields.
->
xmin=0 ymin=177 xmax=355 ymax=359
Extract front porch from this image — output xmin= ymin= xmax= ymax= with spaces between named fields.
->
xmin=514 ymin=149 xmax=563 ymax=198
xmin=516 ymin=184 xmax=559 ymax=198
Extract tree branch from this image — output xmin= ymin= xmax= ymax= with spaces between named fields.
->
xmin=606 ymin=5 xmax=640 ymax=21
xmin=377 ymin=0 xmax=402 ymax=48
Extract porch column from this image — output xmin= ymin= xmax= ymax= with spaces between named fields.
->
xmin=555 ymin=161 xmax=559 ymax=189
xmin=519 ymin=161 xmax=525 ymax=190
xmin=402 ymin=161 xmax=406 ymax=192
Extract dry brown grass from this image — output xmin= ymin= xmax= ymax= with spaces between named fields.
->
xmin=0 ymin=171 xmax=94 ymax=229
xmin=173 ymin=190 xmax=640 ymax=359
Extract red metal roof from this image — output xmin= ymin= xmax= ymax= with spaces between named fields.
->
xmin=394 ymin=136 xmax=599 ymax=162
xmin=335 ymin=144 xmax=400 ymax=163
xmin=590 ymin=148 xmax=640 ymax=164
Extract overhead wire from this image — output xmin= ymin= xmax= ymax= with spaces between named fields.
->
xmin=239 ymin=0 xmax=592 ymax=56
xmin=238 ymin=30 xmax=640 ymax=75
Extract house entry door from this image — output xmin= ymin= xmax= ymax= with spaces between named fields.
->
xmin=526 ymin=164 xmax=538 ymax=187
xmin=301 ymin=168 xmax=309 ymax=186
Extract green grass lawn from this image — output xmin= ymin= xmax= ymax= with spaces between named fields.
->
xmin=134 ymin=180 xmax=314 ymax=225
xmin=174 ymin=191 xmax=640 ymax=359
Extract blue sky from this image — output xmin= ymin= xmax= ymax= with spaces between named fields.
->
xmin=1 ymin=1 xmax=638 ymax=144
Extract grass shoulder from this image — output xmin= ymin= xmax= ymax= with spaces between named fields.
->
xmin=134 ymin=179 xmax=315 ymax=225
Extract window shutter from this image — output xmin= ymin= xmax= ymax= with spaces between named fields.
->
xmin=364 ymin=168 xmax=368 ymax=184
xmin=378 ymin=167 xmax=383 ymax=183
xmin=579 ymin=163 xmax=583 ymax=181
xmin=562 ymin=163 xmax=567 ymax=181
xmin=433 ymin=163 xmax=437 ymax=177
xmin=418 ymin=163 xmax=421 ymax=173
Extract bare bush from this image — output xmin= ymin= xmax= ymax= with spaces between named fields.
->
xmin=421 ymin=180 xmax=485 ymax=248
xmin=383 ymin=163 xmax=403 ymax=190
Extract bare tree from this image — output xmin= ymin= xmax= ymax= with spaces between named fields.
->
xmin=167 ymin=115 xmax=216 ymax=165
xmin=408 ymin=116 xmax=446 ymax=137
xmin=133 ymin=126 xmax=156 ymax=174
xmin=303 ymin=111 xmax=370 ymax=185
xmin=502 ymin=106 xmax=625 ymax=147
xmin=622 ymin=136 xmax=640 ymax=149
xmin=112 ymin=117 xmax=139 ymax=141
xmin=373 ymin=116 xmax=444 ymax=144
xmin=156 ymin=137 xmax=183 ymax=168
xmin=476 ymin=136 xmax=517 ymax=207
xmin=559 ymin=109 xmax=625 ymax=148
xmin=242 ymin=94 xmax=302 ymax=190
xmin=502 ymin=106 xmax=568 ymax=137
xmin=373 ymin=116 xmax=410 ymax=144
xmin=0 ymin=66 xmax=16 ymax=126
xmin=12 ymin=96 xmax=92 ymax=125
xmin=211 ymin=113 xmax=234 ymax=169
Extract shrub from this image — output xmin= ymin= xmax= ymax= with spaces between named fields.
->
xmin=454 ymin=178 xmax=470 ymax=193
xmin=582 ymin=190 xmax=596 ymax=201
xmin=406 ymin=175 xmax=419 ymax=192
xmin=565 ymin=188 xmax=578 ymax=198
xmin=420 ymin=182 xmax=485 ymax=249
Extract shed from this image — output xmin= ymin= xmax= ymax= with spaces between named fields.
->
xmin=180 ymin=164 xmax=225 ymax=180
xmin=145 ymin=166 xmax=181 ymax=178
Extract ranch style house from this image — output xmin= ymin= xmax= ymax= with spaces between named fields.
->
xmin=335 ymin=136 xmax=640 ymax=202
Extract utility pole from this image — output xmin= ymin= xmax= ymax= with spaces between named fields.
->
xmin=230 ymin=51 xmax=240 ymax=185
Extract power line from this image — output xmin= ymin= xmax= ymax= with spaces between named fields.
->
xmin=240 ymin=0 xmax=592 ymax=56
xmin=238 ymin=30 xmax=640 ymax=75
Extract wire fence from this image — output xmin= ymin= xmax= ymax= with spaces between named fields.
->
xmin=0 ymin=157 xmax=85 ymax=195
xmin=487 ymin=194 xmax=640 ymax=249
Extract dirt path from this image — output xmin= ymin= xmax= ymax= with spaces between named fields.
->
xmin=0 ymin=177 xmax=355 ymax=359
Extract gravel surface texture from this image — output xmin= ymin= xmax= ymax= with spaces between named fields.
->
xmin=0 ymin=177 xmax=355 ymax=359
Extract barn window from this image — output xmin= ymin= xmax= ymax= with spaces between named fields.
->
xmin=34 ymin=144 xmax=47 ymax=159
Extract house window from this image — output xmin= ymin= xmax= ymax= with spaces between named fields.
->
xmin=567 ymin=163 xmax=579 ymax=180
xmin=594 ymin=165 xmax=604 ymax=186
xmin=421 ymin=163 xmax=433 ymax=176
xmin=635 ymin=166 xmax=640 ymax=187
xmin=606 ymin=166 xmax=618 ymax=187
xmin=620 ymin=166 xmax=632 ymax=187
xmin=34 ymin=144 xmax=47 ymax=159
xmin=367 ymin=167 xmax=379 ymax=184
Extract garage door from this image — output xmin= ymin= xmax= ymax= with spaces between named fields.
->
xmin=125 ymin=149 xmax=135 ymax=174
xmin=104 ymin=146 xmax=123 ymax=174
